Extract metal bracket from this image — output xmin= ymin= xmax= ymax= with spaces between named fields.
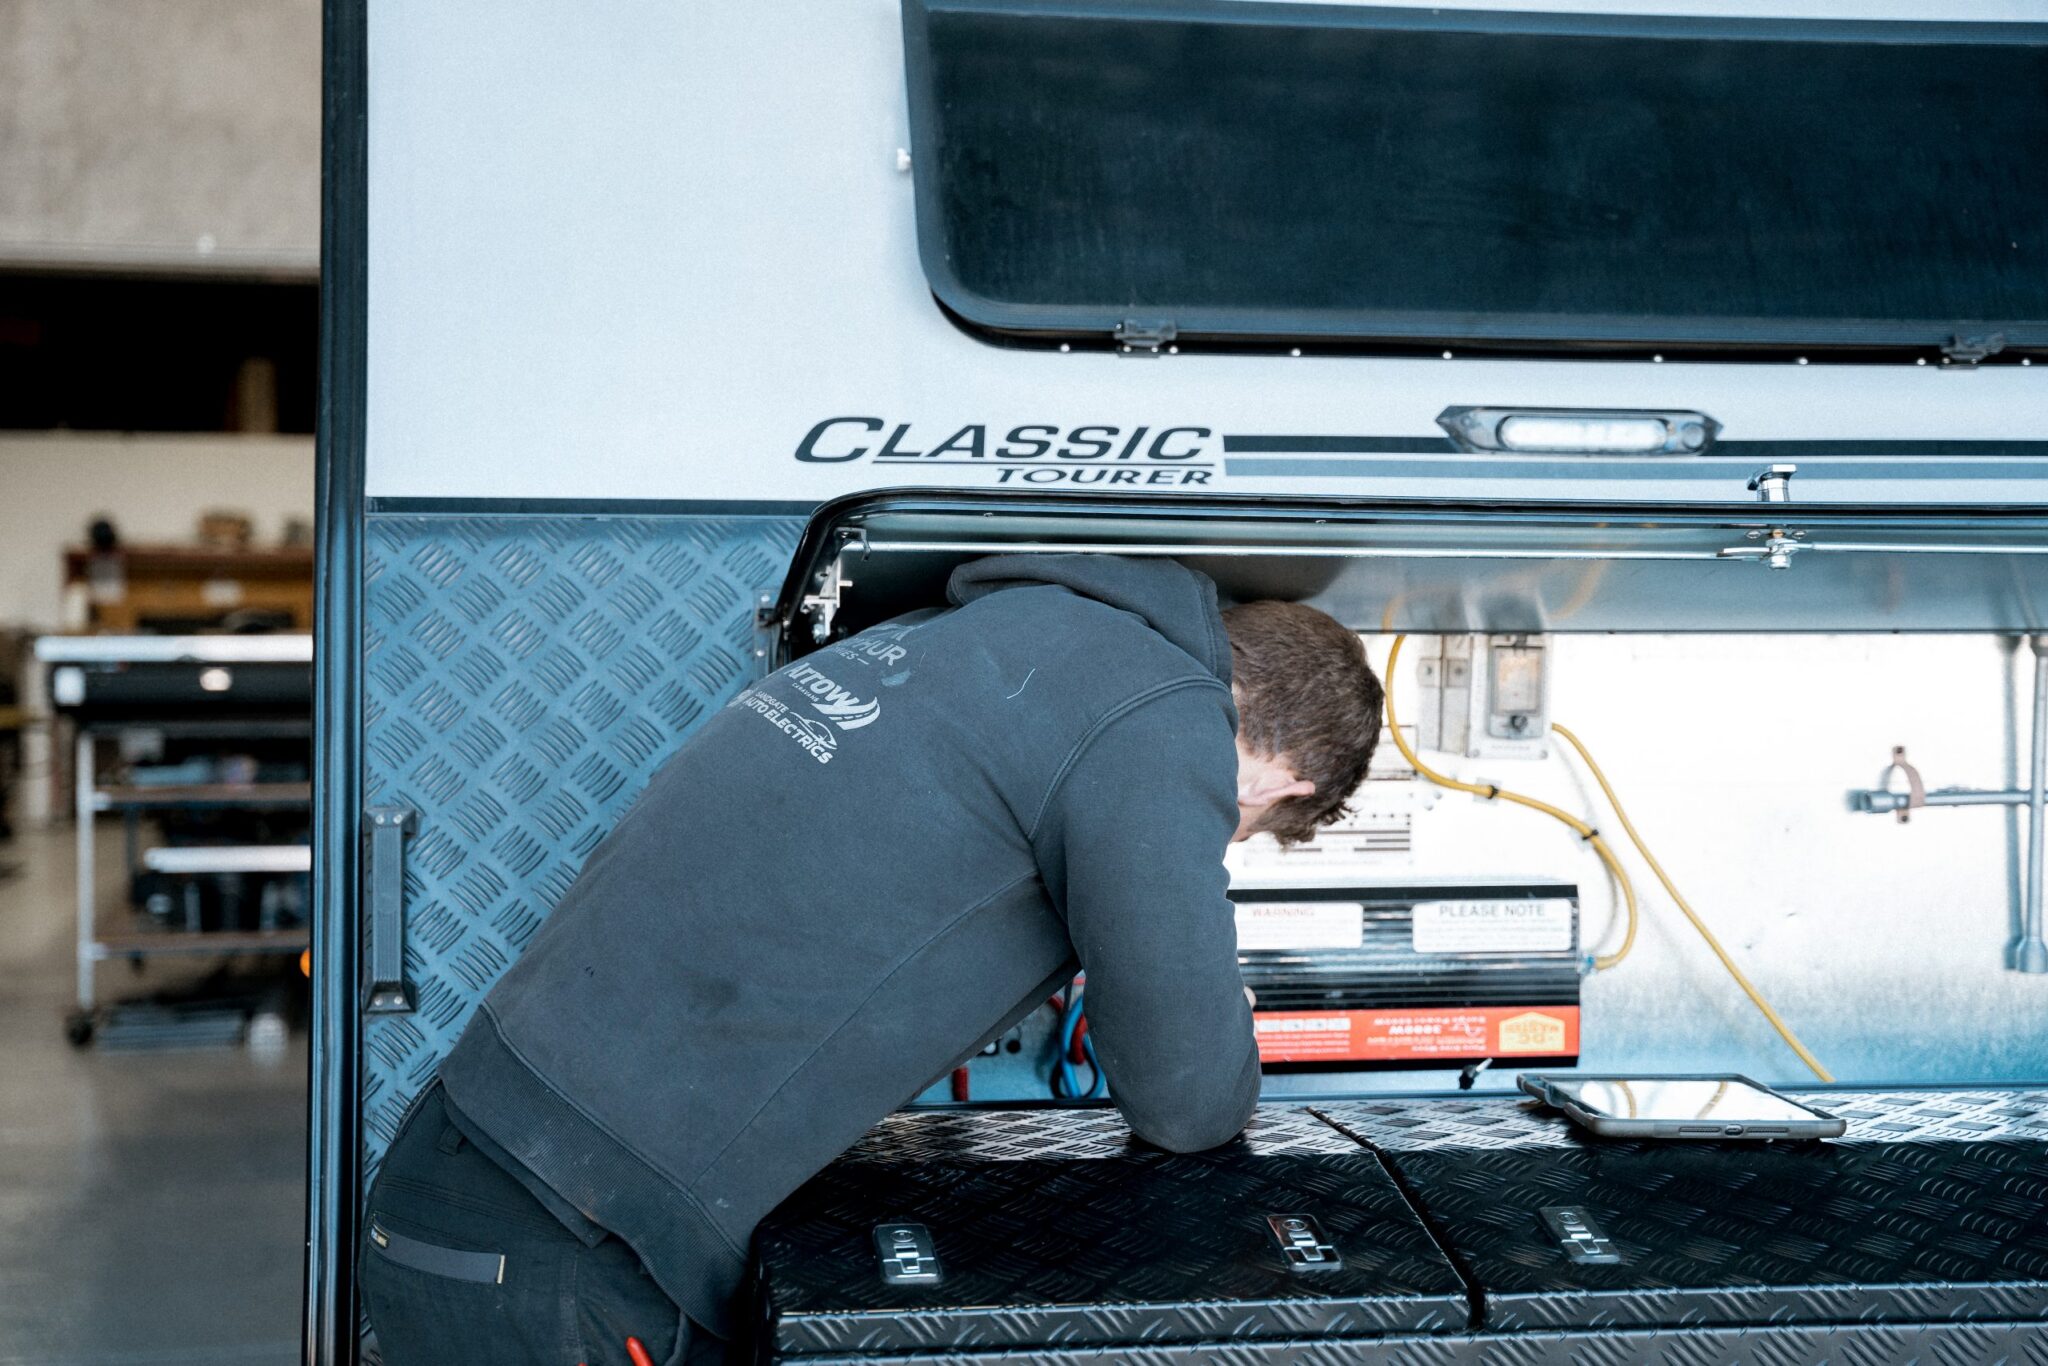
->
xmin=1943 ymin=332 xmax=2007 ymax=366
xmin=798 ymin=529 xmax=867 ymax=645
xmin=752 ymin=592 xmax=779 ymax=671
xmin=363 ymin=805 xmax=418 ymax=1015
xmin=1747 ymin=464 xmax=1796 ymax=503
xmin=1266 ymin=1214 xmax=1343 ymax=1273
xmin=1113 ymin=319 xmax=1177 ymax=356
xmin=1719 ymin=526 xmax=1809 ymax=570
xmin=1879 ymin=746 xmax=1926 ymax=824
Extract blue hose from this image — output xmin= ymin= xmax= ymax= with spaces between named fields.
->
xmin=1055 ymin=986 xmax=1106 ymax=1100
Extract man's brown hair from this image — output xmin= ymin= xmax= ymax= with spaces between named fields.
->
xmin=1222 ymin=601 xmax=1383 ymax=845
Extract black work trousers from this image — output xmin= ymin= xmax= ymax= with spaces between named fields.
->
xmin=361 ymin=1084 xmax=724 ymax=1366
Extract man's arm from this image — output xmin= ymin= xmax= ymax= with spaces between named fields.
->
xmin=1033 ymin=684 xmax=1261 ymax=1152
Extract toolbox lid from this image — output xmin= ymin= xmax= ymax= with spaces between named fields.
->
xmin=1318 ymin=1089 xmax=2048 ymax=1332
xmin=752 ymin=1107 xmax=1471 ymax=1357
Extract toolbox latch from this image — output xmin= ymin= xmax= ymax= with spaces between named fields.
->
xmin=874 ymin=1223 xmax=942 ymax=1286
xmin=1265 ymin=1213 xmax=1343 ymax=1273
xmin=1540 ymin=1205 xmax=1622 ymax=1265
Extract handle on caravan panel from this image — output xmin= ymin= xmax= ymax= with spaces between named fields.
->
xmin=364 ymin=805 xmax=418 ymax=1014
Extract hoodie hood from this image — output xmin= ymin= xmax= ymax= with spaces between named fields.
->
xmin=947 ymin=554 xmax=1232 ymax=685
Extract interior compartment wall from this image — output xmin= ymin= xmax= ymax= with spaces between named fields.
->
xmin=1250 ymin=632 xmax=2048 ymax=1096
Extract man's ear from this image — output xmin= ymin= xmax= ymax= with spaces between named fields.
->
xmin=1238 ymin=768 xmax=1316 ymax=811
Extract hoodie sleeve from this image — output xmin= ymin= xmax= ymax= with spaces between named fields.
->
xmin=1032 ymin=682 xmax=1261 ymax=1152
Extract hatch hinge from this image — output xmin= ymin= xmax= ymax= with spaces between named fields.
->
xmin=1942 ymin=332 xmax=2007 ymax=366
xmin=797 ymin=528 xmax=868 ymax=644
xmin=1113 ymin=319 xmax=1177 ymax=356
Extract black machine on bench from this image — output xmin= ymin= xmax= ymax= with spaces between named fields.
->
xmin=750 ymin=1090 xmax=2048 ymax=1363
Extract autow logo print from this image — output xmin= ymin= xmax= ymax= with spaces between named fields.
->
xmin=789 ymin=663 xmax=880 ymax=730
xmin=734 ymin=663 xmax=880 ymax=766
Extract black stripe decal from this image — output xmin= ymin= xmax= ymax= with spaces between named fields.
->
xmin=1223 ymin=435 xmax=2048 ymax=458
xmin=1224 ymin=435 xmax=1459 ymax=454
xmin=368 ymin=1219 xmax=505 ymax=1285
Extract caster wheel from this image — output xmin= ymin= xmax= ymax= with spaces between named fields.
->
xmin=65 ymin=1012 xmax=96 ymax=1047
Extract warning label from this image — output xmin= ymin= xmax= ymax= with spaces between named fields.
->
xmin=1253 ymin=1005 xmax=1580 ymax=1063
xmin=1234 ymin=901 xmax=1364 ymax=952
xmin=1411 ymin=898 xmax=1575 ymax=955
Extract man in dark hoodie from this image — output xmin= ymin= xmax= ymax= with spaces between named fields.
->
xmin=362 ymin=554 xmax=1383 ymax=1366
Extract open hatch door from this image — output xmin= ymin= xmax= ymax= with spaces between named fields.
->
xmin=774 ymin=491 xmax=2048 ymax=658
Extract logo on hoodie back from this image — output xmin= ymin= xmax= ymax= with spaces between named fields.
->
xmin=731 ymin=663 xmax=882 ymax=766
xmin=789 ymin=664 xmax=880 ymax=730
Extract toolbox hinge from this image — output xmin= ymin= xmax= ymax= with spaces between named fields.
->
xmin=1113 ymin=319 xmax=1177 ymax=356
xmin=1942 ymin=331 xmax=2007 ymax=366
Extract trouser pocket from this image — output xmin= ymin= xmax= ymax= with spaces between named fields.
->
xmin=361 ymin=1083 xmax=685 ymax=1366
xmin=368 ymin=1217 xmax=505 ymax=1284
xmin=360 ymin=1209 xmax=579 ymax=1366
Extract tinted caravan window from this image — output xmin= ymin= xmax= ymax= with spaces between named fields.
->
xmin=903 ymin=2 xmax=2048 ymax=354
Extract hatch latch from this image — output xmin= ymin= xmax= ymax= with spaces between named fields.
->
xmin=1942 ymin=332 xmax=2007 ymax=366
xmin=1114 ymin=319 xmax=1177 ymax=356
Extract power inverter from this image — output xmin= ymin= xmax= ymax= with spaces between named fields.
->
xmin=1232 ymin=881 xmax=1581 ymax=1070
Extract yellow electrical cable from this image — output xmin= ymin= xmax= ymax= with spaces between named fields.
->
xmin=1383 ymin=635 xmax=1639 ymax=970
xmin=1549 ymin=723 xmax=1834 ymax=1083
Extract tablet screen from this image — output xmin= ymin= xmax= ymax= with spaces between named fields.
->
xmin=1551 ymin=1077 xmax=1825 ymax=1124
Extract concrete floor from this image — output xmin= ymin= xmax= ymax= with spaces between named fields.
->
xmin=0 ymin=826 xmax=304 ymax=1366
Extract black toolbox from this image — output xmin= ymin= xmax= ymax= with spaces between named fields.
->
xmin=751 ymin=1090 xmax=2048 ymax=1363
xmin=751 ymin=1108 xmax=1470 ymax=1361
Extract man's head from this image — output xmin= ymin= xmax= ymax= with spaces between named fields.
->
xmin=1221 ymin=601 xmax=1384 ymax=845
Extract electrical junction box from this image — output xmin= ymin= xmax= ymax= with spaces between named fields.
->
xmin=1233 ymin=881 xmax=1581 ymax=1070
xmin=1410 ymin=634 xmax=1550 ymax=760
xmin=1226 ymin=724 xmax=1430 ymax=882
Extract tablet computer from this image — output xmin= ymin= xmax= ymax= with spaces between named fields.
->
xmin=1517 ymin=1072 xmax=1846 ymax=1140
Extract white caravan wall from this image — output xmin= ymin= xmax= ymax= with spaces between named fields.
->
xmin=366 ymin=0 xmax=2048 ymax=508
xmin=0 ymin=433 xmax=314 ymax=629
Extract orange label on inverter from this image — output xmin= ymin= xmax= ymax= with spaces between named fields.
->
xmin=1253 ymin=1006 xmax=1580 ymax=1063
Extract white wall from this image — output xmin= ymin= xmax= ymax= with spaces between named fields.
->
xmin=0 ymin=0 xmax=319 ymax=275
xmin=0 ymin=433 xmax=314 ymax=630
xmin=1246 ymin=632 xmax=2048 ymax=1092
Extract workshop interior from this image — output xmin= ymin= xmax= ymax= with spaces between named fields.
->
xmin=4 ymin=1 xmax=2048 ymax=1364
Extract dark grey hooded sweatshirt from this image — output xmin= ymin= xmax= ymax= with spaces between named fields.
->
xmin=438 ymin=554 xmax=1261 ymax=1337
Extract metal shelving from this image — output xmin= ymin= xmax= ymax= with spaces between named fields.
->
xmin=73 ymin=725 xmax=312 ymax=1013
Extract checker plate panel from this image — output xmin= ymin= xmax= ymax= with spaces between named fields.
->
xmin=358 ymin=514 xmax=800 ymax=1176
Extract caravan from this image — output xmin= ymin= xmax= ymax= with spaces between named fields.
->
xmin=311 ymin=1 xmax=2048 ymax=1360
